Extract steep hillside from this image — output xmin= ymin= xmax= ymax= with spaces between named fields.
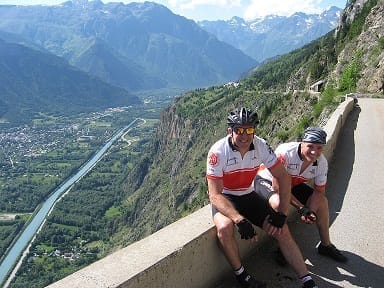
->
xmin=331 ymin=0 xmax=384 ymax=93
xmin=0 ymin=38 xmax=140 ymax=126
xmin=117 ymin=0 xmax=383 ymax=241
xmin=0 ymin=1 xmax=256 ymax=92
xmin=72 ymin=38 xmax=167 ymax=91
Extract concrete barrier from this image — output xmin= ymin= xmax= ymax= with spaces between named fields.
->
xmin=323 ymin=98 xmax=355 ymax=161
xmin=47 ymin=205 xmax=265 ymax=288
xmin=47 ymin=98 xmax=356 ymax=288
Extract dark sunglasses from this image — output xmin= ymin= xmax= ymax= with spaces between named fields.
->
xmin=233 ymin=127 xmax=255 ymax=135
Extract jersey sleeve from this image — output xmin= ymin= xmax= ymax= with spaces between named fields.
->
xmin=259 ymin=138 xmax=279 ymax=169
xmin=314 ymin=156 xmax=328 ymax=187
xmin=206 ymin=146 xmax=224 ymax=180
xmin=274 ymin=144 xmax=287 ymax=165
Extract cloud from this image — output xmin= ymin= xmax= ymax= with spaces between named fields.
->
xmin=167 ymin=0 xmax=242 ymax=12
xmin=243 ymin=0 xmax=323 ymax=20
xmin=164 ymin=0 xmax=331 ymax=20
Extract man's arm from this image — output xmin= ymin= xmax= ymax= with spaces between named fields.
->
xmin=294 ymin=184 xmax=324 ymax=224
xmin=313 ymin=184 xmax=326 ymax=195
xmin=269 ymin=162 xmax=291 ymax=215
xmin=207 ymin=178 xmax=244 ymax=224
xmin=290 ymin=194 xmax=305 ymax=210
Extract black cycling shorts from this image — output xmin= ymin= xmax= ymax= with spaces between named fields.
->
xmin=211 ymin=191 xmax=271 ymax=228
xmin=292 ymin=183 xmax=314 ymax=205
xmin=254 ymin=175 xmax=276 ymax=201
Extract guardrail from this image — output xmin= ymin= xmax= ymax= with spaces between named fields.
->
xmin=47 ymin=98 xmax=356 ymax=288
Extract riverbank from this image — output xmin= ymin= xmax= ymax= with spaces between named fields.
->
xmin=0 ymin=120 xmax=139 ymax=287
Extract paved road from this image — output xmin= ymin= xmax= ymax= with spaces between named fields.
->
xmin=214 ymin=98 xmax=384 ymax=288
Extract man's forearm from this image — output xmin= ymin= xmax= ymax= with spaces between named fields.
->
xmin=290 ymin=194 xmax=304 ymax=209
xmin=210 ymin=193 xmax=243 ymax=223
xmin=277 ymin=175 xmax=291 ymax=214
xmin=278 ymin=187 xmax=290 ymax=214
xmin=272 ymin=174 xmax=290 ymax=214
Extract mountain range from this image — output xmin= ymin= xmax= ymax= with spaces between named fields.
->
xmin=0 ymin=0 xmax=342 ymax=127
xmin=0 ymin=0 xmax=256 ymax=94
xmin=198 ymin=6 xmax=342 ymax=62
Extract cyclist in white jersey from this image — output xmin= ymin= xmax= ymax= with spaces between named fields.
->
xmin=256 ymin=126 xmax=347 ymax=263
xmin=206 ymin=108 xmax=318 ymax=288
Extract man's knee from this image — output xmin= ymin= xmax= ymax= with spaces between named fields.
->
xmin=309 ymin=193 xmax=329 ymax=212
xmin=269 ymin=193 xmax=280 ymax=210
xmin=214 ymin=216 xmax=235 ymax=240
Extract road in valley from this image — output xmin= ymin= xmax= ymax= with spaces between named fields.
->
xmin=0 ymin=119 xmax=140 ymax=287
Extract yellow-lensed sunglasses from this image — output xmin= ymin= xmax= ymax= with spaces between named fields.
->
xmin=233 ymin=127 xmax=255 ymax=135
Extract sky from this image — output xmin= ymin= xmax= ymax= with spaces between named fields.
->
xmin=0 ymin=0 xmax=348 ymax=21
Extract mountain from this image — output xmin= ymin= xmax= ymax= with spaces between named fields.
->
xmin=0 ymin=1 xmax=257 ymax=92
xmin=71 ymin=37 xmax=167 ymax=91
xmin=198 ymin=6 xmax=342 ymax=62
xmin=0 ymin=37 xmax=140 ymax=126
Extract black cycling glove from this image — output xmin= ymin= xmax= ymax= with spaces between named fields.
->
xmin=298 ymin=206 xmax=317 ymax=221
xmin=236 ymin=219 xmax=256 ymax=239
xmin=268 ymin=211 xmax=287 ymax=228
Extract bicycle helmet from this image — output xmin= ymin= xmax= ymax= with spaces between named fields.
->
xmin=227 ymin=107 xmax=259 ymax=126
xmin=302 ymin=126 xmax=327 ymax=144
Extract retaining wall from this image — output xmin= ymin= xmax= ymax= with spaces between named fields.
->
xmin=47 ymin=98 xmax=355 ymax=288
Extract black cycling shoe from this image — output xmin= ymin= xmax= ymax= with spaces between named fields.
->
xmin=302 ymin=279 xmax=319 ymax=288
xmin=318 ymin=243 xmax=348 ymax=262
xmin=236 ymin=270 xmax=267 ymax=288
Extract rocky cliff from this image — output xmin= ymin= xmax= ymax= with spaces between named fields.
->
xmin=332 ymin=0 xmax=384 ymax=93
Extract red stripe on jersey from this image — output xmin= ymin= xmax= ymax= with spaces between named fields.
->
xmin=291 ymin=176 xmax=308 ymax=187
xmin=206 ymin=174 xmax=221 ymax=180
xmin=223 ymin=168 xmax=258 ymax=190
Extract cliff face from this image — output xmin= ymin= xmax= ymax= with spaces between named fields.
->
xmin=333 ymin=0 xmax=384 ymax=93
xmin=357 ymin=2 xmax=384 ymax=92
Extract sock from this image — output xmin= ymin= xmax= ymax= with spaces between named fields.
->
xmin=234 ymin=265 xmax=245 ymax=276
xmin=300 ymin=274 xmax=313 ymax=284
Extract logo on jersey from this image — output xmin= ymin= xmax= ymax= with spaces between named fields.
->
xmin=287 ymin=163 xmax=299 ymax=169
xmin=208 ymin=152 xmax=219 ymax=166
xmin=227 ymin=157 xmax=238 ymax=166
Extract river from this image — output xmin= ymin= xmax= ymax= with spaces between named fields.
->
xmin=0 ymin=119 xmax=138 ymax=286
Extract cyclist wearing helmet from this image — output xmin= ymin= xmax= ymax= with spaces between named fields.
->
xmin=206 ymin=108 xmax=318 ymax=288
xmin=256 ymin=126 xmax=347 ymax=263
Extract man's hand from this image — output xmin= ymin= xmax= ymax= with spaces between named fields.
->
xmin=263 ymin=211 xmax=287 ymax=237
xmin=298 ymin=206 xmax=317 ymax=224
xmin=236 ymin=219 xmax=257 ymax=240
xmin=268 ymin=211 xmax=287 ymax=228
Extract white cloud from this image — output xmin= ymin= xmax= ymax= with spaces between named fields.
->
xmin=161 ymin=0 xmax=340 ymax=21
xmin=243 ymin=0 xmax=323 ymax=20
xmin=168 ymin=0 xmax=242 ymax=12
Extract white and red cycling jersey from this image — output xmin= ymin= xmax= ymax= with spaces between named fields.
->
xmin=206 ymin=135 xmax=279 ymax=196
xmin=257 ymin=142 xmax=327 ymax=188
